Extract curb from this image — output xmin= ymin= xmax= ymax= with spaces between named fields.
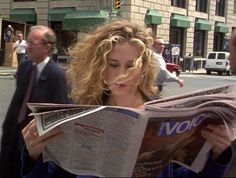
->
xmin=0 ymin=73 xmax=14 ymax=76
xmin=181 ymin=70 xmax=206 ymax=75
xmin=181 ymin=68 xmax=206 ymax=73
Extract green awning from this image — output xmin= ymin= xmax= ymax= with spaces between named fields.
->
xmin=10 ymin=8 xmax=36 ymax=22
xmin=145 ymin=9 xmax=162 ymax=25
xmin=215 ymin=22 xmax=229 ymax=33
xmin=48 ymin=7 xmax=75 ymax=21
xmin=195 ymin=18 xmax=211 ymax=31
xmin=170 ymin=14 xmax=190 ymax=28
xmin=62 ymin=10 xmax=109 ymax=31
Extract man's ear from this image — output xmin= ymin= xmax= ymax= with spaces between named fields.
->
xmin=46 ymin=44 xmax=53 ymax=52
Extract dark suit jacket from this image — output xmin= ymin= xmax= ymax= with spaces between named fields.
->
xmin=0 ymin=59 xmax=72 ymax=178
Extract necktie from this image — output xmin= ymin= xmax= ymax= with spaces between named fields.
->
xmin=17 ymin=64 xmax=37 ymax=124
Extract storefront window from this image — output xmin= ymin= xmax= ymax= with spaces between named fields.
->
xmin=213 ymin=32 xmax=225 ymax=51
xmin=169 ymin=27 xmax=184 ymax=57
xmin=146 ymin=24 xmax=157 ymax=38
xmin=193 ymin=30 xmax=205 ymax=57
xmin=26 ymin=23 xmax=36 ymax=35
xmin=50 ymin=22 xmax=77 ymax=57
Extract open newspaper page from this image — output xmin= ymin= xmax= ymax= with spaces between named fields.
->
xmin=28 ymin=84 xmax=236 ymax=177
xmin=28 ymin=104 xmax=148 ymax=177
xmin=131 ymin=93 xmax=236 ymax=177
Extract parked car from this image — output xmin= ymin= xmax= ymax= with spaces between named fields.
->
xmin=205 ymin=51 xmax=231 ymax=75
xmin=166 ymin=63 xmax=181 ymax=76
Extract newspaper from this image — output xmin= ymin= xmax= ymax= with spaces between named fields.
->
xmin=28 ymin=84 xmax=236 ymax=177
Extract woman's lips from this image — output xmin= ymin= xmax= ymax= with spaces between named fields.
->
xmin=115 ymin=83 xmax=127 ymax=88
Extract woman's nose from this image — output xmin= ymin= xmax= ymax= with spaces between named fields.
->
xmin=120 ymin=67 xmax=128 ymax=76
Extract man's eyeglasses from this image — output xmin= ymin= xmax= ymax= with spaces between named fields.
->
xmin=27 ymin=41 xmax=45 ymax=46
xmin=157 ymin=43 xmax=165 ymax=45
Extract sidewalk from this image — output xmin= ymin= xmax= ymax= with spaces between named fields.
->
xmin=181 ymin=68 xmax=206 ymax=75
xmin=0 ymin=66 xmax=17 ymax=76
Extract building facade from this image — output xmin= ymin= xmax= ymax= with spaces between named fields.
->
xmin=0 ymin=0 xmax=235 ymax=66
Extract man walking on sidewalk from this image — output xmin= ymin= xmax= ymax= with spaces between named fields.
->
xmin=0 ymin=25 xmax=71 ymax=178
xmin=153 ymin=37 xmax=184 ymax=92
xmin=10 ymin=33 xmax=27 ymax=66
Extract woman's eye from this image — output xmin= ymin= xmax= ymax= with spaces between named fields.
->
xmin=127 ymin=64 xmax=134 ymax=69
xmin=109 ymin=63 xmax=119 ymax=67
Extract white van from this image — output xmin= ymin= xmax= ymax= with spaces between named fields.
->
xmin=205 ymin=51 xmax=231 ymax=75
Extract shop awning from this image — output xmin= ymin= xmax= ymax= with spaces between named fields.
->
xmin=10 ymin=8 xmax=37 ymax=22
xmin=48 ymin=7 xmax=75 ymax=21
xmin=170 ymin=14 xmax=190 ymax=28
xmin=195 ymin=18 xmax=211 ymax=31
xmin=215 ymin=22 xmax=229 ymax=33
xmin=62 ymin=10 xmax=109 ymax=31
xmin=145 ymin=9 xmax=162 ymax=25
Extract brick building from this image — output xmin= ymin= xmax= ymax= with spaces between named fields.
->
xmin=0 ymin=0 xmax=235 ymax=66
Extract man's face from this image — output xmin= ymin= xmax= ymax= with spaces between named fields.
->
xmin=228 ymin=35 xmax=236 ymax=73
xmin=154 ymin=39 xmax=165 ymax=54
xmin=26 ymin=30 xmax=49 ymax=63
xmin=17 ymin=34 xmax=23 ymax=41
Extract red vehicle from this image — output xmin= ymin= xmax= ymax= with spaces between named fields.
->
xmin=166 ymin=63 xmax=181 ymax=76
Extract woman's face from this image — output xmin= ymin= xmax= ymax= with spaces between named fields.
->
xmin=104 ymin=42 xmax=143 ymax=96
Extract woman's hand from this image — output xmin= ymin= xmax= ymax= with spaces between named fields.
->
xmin=201 ymin=124 xmax=231 ymax=160
xmin=22 ymin=119 xmax=63 ymax=161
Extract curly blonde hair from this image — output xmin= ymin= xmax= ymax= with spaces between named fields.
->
xmin=67 ymin=20 xmax=159 ymax=105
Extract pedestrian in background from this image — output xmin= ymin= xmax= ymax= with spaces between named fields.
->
xmin=11 ymin=32 xmax=28 ymax=67
xmin=4 ymin=24 xmax=14 ymax=43
xmin=0 ymin=25 xmax=71 ymax=178
xmin=153 ymin=37 xmax=184 ymax=92
xmin=20 ymin=20 xmax=232 ymax=178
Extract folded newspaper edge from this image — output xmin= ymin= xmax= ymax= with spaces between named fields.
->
xmin=145 ymin=83 xmax=234 ymax=105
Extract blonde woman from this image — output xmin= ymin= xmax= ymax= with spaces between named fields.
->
xmin=21 ymin=20 xmax=232 ymax=178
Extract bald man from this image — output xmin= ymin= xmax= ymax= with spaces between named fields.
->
xmin=153 ymin=37 xmax=184 ymax=92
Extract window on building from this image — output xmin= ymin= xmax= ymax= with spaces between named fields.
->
xmin=171 ymin=0 xmax=186 ymax=8
xmin=215 ymin=0 xmax=225 ymax=17
xmin=193 ymin=30 xmax=205 ymax=57
xmin=213 ymin=32 xmax=225 ymax=51
xmin=13 ymin=0 xmax=36 ymax=1
xmin=196 ymin=0 xmax=207 ymax=13
xmin=234 ymin=0 xmax=236 ymax=14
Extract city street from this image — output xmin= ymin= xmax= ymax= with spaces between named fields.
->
xmin=0 ymin=75 xmax=15 ymax=137
xmin=0 ymin=72 xmax=236 ymax=177
xmin=164 ymin=72 xmax=236 ymax=96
